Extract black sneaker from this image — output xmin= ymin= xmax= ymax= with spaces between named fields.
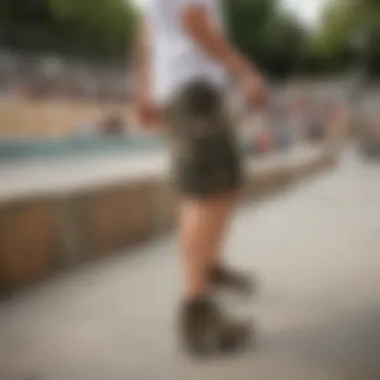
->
xmin=179 ymin=296 xmax=253 ymax=356
xmin=209 ymin=266 xmax=256 ymax=295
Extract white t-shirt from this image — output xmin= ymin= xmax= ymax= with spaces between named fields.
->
xmin=143 ymin=0 xmax=228 ymax=105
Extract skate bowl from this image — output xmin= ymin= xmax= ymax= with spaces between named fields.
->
xmin=0 ymin=143 xmax=338 ymax=294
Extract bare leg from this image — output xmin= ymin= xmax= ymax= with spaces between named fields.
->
xmin=202 ymin=191 xmax=255 ymax=294
xmin=205 ymin=192 xmax=237 ymax=271
xmin=179 ymin=192 xmax=235 ymax=298
xmin=169 ymin=81 xmax=252 ymax=355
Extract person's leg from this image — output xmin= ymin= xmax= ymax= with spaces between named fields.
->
xmin=179 ymin=192 xmax=235 ymax=299
xmin=178 ymin=188 xmax=252 ymax=355
xmin=202 ymin=191 xmax=255 ymax=294
xmin=167 ymin=80 xmax=252 ymax=355
xmin=203 ymin=192 xmax=236 ymax=271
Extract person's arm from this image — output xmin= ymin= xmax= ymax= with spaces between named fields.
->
xmin=180 ymin=1 xmax=266 ymax=107
xmin=180 ymin=1 xmax=257 ymax=81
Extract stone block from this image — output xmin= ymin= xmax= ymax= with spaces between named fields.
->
xmin=53 ymin=197 xmax=86 ymax=269
xmin=81 ymin=181 xmax=156 ymax=256
xmin=153 ymin=180 xmax=179 ymax=232
xmin=124 ymin=181 xmax=156 ymax=242
xmin=0 ymin=201 xmax=56 ymax=291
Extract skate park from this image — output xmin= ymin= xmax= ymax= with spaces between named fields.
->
xmin=2 ymin=97 xmax=380 ymax=379
xmin=2 ymin=0 xmax=380 ymax=377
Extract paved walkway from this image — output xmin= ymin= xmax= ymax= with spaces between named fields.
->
xmin=1 ymin=149 xmax=380 ymax=380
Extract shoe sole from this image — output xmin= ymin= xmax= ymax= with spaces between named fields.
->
xmin=181 ymin=322 xmax=255 ymax=358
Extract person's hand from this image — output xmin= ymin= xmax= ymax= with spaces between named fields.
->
xmin=135 ymin=95 xmax=161 ymax=130
xmin=239 ymin=72 xmax=268 ymax=110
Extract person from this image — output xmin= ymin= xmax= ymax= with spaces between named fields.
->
xmin=133 ymin=0 xmax=267 ymax=355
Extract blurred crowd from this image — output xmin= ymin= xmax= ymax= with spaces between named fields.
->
xmin=0 ymin=51 xmax=343 ymax=150
xmin=74 ymin=114 xmax=130 ymax=138
xmin=0 ymin=51 xmax=131 ymax=102
xmin=239 ymin=93 xmax=341 ymax=156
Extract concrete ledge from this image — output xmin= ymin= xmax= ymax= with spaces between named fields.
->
xmin=243 ymin=164 xmax=294 ymax=201
xmin=0 ymin=145 xmax=338 ymax=292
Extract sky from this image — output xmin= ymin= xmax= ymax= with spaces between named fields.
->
xmin=280 ymin=0 xmax=330 ymax=29
xmin=133 ymin=0 xmax=331 ymax=29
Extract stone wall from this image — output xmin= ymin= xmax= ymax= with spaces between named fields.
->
xmin=0 ymin=146 xmax=338 ymax=293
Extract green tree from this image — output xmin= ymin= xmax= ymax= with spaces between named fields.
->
xmin=312 ymin=0 xmax=380 ymax=76
xmin=224 ymin=0 xmax=307 ymax=78
xmin=50 ymin=0 xmax=137 ymax=56
xmin=0 ymin=0 xmax=138 ymax=58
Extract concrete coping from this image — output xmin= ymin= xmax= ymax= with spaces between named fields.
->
xmin=0 ymin=144 xmax=325 ymax=205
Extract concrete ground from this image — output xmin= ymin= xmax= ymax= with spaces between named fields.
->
xmin=1 ymin=148 xmax=380 ymax=380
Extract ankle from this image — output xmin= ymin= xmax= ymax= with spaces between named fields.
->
xmin=184 ymin=273 xmax=210 ymax=299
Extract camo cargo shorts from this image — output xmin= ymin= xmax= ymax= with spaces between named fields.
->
xmin=164 ymin=80 xmax=243 ymax=199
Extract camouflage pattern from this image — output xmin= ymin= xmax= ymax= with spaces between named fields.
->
xmin=165 ymin=80 xmax=243 ymax=198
